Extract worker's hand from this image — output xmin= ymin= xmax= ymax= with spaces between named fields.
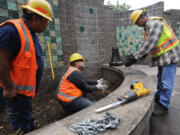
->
xmin=96 ymin=83 xmax=108 ymax=90
xmin=124 ymin=54 xmax=137 ymax=67
xmin=97 ymin=78 xmax=104 ymax=84
xmin=3 ymin=88 xmax=17 ymax=98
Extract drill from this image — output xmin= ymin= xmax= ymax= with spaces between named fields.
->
xmin=94 ymin=82 xmax=151 ymax=113
xmin=117 ymin=82 xmax=151 ymax=104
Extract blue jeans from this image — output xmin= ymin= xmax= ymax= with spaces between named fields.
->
xmin=3 ymin=93 xmax=34 ymax=133
xmin=59 ymin=97 xmax=93 ymax=114
xmin=155 ymin=63 xmax=177 ymax=108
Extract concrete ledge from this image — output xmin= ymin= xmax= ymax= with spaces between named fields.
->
xmin=27 ymin=65 xmax=156 ymax=135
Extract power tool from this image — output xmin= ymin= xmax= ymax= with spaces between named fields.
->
xmin=94 ymin=82 xmax=151 ymax=113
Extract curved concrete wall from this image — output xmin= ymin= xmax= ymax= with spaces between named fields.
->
xmin=27 ymin=65 xmax=156 ymax=135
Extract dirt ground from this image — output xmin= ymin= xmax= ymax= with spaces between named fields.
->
xmin=0 ymin=77 xmax=116 ymax=135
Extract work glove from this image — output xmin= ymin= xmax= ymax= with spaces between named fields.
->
xmin=97 ymin=78 xmax=109 ymax=85
xmin=124 ymin=54 xmax=137 ymax=67
xmin=97 ymin=78 xmax=106 ymax=84
xmin=96 ymin=83 xmax=108 ymax=91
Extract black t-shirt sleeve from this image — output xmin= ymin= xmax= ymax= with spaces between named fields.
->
xmin=67 ymin=71 xmax=97 ymax=92
xmin=86 ymin=79 xmax=97 ymax=85
xmin=0 ymin=24 xmax=21 ymax=57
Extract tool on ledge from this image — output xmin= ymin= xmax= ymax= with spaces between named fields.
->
xmin=94 ymin=82 xmax=151 ymax=113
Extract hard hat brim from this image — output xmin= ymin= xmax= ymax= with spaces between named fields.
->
xmin=70 ymin=58 xmax=85 ymax=63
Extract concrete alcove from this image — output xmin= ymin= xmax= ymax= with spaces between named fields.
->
xmin=27 ymin=65 xmax=156 ymax=135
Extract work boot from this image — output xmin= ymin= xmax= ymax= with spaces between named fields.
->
xmin=152 ymin=103 xmax=168 ymax=116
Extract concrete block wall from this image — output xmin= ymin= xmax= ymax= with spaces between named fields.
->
xmin=59 ymin=0 xmax=77 ymax=68
xmin=59 ymin=1 xmax=180 ymax=75
xmin=98 ymin=6 xmax=117 ymax=65
xmin=74 ymin=0 xmax=100 ymax=74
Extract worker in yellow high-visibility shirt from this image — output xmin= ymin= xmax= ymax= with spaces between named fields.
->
xmin=126 ymin=10 xmax=180 ymax=115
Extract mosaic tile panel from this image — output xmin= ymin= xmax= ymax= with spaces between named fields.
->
xmin=7 ymin=1 xmax=17 ymax=11
xmin=0 ymin=0 xmax=63 ymax=68
xmin=117 ymin=26 xmax=144 ymax=56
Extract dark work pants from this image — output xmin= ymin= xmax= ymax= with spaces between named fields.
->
xmin=0 ymin=88 xmax=34 ymax=133
xmin=0 ymin=88 xmax=6 ymax=109
xmin=59 ymin=97 xmax=93 ymax=114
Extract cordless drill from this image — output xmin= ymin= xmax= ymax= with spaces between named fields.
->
xmin=117 ymin=82 xmax=151 ymax=104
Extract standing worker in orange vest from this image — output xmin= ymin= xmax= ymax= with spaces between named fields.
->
xmin=57 ymin=53 xmax=108 ymax=114
xmin=0 ymin=0 xmax=53 ymax=134
xmin=125 ymin=10 xmax=180 ymax=115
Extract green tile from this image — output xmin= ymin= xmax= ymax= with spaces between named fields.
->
xmin=80 ymin=26 xmax=84 ymax=32
xmin=0 ymin=8 xmax=8 ymax=17
xmin=51 ymin=37 xmax=56 ymax=43
xmin=91 ymin=39 xmax=96 ymax=44
xmin=55 ymin=24 xmax=60 ymax=31
xmin=57 ymin=50 xmax=62 ymax=55
xmin=7 ymin=1 xmax=17 ymax=11
xmin=58 ymin=55 xmax=63 ymax=61
xmin=44 ymin=36 xmax=51 ymax=42
xmin=89 ymin=8 xmax=94 ymax=14
xmin=9 ymin=10 xmax=19 ymax=19
xmin=0 ymin=1 xmax=7 ymax=9
xmin=0 ymin=16 xmax=9 ymax=23
xmin=56 ymin=37 xmax=61 ymax=43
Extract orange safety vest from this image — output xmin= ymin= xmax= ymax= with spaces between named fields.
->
xmin=0 ymin=19 xmax=38 ymax=97
xmin=145 ymin=17 xmax=179 ymax=58
xmin=57 ymin=66 xmax=83 ymax=102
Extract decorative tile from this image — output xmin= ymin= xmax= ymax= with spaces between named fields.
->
xmin=0 ymin=0 xmax=62 ymax=69
xmin=0 ymin=8 xmax=9 ymax=17
xmin=89 ymin=8 xmax=93 ymax=14
xmin=0 ymin=1 xmax=7 ymax=9
xmin=80 ymin=26 xmax=84 ymax=32
xmin=7 ymin=1 xmax=17 ymax=11
xmin=117 ymin=26 xmax=144 ymax=56
xmin=53 ymin=0 xmax=58 ymax=6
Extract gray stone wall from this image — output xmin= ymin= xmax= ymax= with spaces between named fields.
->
xmin=59 ymin=1 xmax=180 ymax=75
xmin=59 ymin=0 xmax=77 ymax=68
xmin=39 ymin=0 xmax=180 ymax=104
xmin=98 ymin=6 xmax=117 ymax=65
xmin=74 ymin=0 xmax=100 ymax=74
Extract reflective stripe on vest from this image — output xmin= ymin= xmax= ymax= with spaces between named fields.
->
xmin=14 ymin=20 xmax=35 ymax=92
xmin=58 ymin=91 xmax=76 ymax=100
xmin=57 ymin=67 xmax=79 ymax=100
xmin=145 ymin=17 xmax=179 ymax=57
xmin=58 ymin=67 xmax=78 ymax=90
xmin=151 ymin=36 xmax=179 ymax=55
xmin=15 ymin=83 xmax=34 ymax=92
xmin=15 ymin=20 xmax=30 ymax=52
xmin=57 ymin=66 xmax=83 ymax=102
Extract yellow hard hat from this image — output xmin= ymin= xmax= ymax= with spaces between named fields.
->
xmin=129 ymin=10 xmax=143 ymax=25
xmin=69 ymin=53 xmax=85 ymax=63
xmin=22 ymin=0 xmax=53 ymax=22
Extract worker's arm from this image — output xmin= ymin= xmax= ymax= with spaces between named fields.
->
xmin=0 ymin=24 xmax=21 ymax=98
xmin=134 ymin=20 xmax=163 ymax=59
xmin=67 ymin=71 xmax=97 ymax=92
xmin=0 ymin=48 xmax=17 ymax=98
xmin=86 ymin=79 xmax=97 ymax=85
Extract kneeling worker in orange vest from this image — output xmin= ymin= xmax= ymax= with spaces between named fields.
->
xmin=57 ymin=53 xmax=108 ymax=114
